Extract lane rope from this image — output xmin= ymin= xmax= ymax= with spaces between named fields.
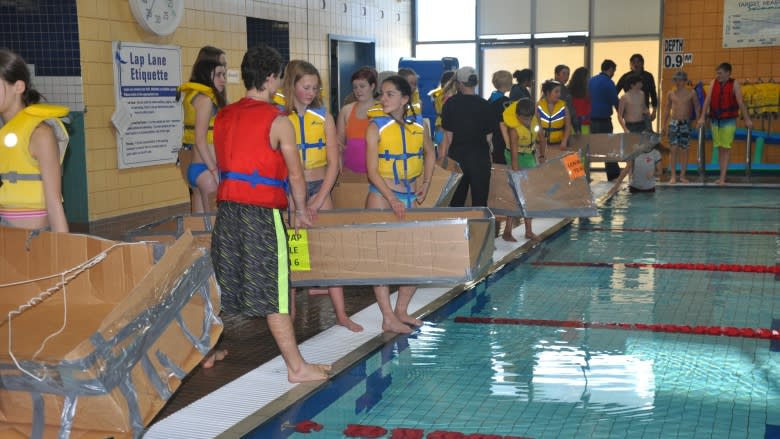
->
xmin=454 ymin=316 xmax=780 ymax=340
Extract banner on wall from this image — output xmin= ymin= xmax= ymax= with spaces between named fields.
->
xmin=722 ymin=0 xmax=780 ymax=48
xmin=111 ymin=41 xmax=182 ymax=169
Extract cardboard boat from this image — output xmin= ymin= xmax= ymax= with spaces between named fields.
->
xmin=0 ymin=227 xmax=221 ymax=439
xmin=125 ymin=208 xmax=496 ymax=287
xmin=568 ymin=132 xmax=660 ymax=162
xmin=330 ymin=161 xmax=462 ymax=209
xmin=453 ymin=155 xmax=597 ymax=218
xmin=509 ymin=152 xmax=599 ymax=218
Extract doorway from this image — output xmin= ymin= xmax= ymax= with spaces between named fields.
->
xmin=328 ymin=35 xmax=375 ymax=116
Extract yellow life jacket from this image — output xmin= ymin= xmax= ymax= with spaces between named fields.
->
xmin=503 ymin=102 xmax=540 ymax=154
xmin=0 ymin=104 xmax=69 ymax=209
xmin=272 ymin=91 xmax=287 ymax=108
xmin=289 ymin=106 xmax=328 ymax=169
xmin=372 ymin=113 xmax=425 ymax=185
xmin=428 ymin=87 xmax=445 ymax=128
xmin=536 ymin=98 xmax=567 ymax=144
xmin=179 ymin=82 xmax=218 ymax=145
xmin=411 ymin=88 xmax=422 ymax=114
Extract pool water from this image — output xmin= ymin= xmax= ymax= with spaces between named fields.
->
xmin=251 ymin=187 xmax=780 ymax=439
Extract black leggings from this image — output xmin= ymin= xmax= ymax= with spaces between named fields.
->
xmin=449 ymin=158 xmax=491 ymax=207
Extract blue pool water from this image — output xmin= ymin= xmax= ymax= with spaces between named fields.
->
xmin=251 ymin=187 xmax=780 ymax=439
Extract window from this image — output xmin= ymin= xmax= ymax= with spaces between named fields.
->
xmin=416 ymin=0 xmax=476 ymax=42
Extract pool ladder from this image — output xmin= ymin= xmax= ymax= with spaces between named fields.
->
xmin=696 ymin=121 xmax=753 ymax=183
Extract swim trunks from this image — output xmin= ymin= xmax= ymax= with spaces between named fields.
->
xmin=504 ymin=150 xmax=537 ymax=169
xmin=711 ymin=118 xmax=737 ymax=149
xmin=668 ymin=119 xmax=690 ymax=149
xmin=211 ymin=201 xmax=291 ymax=317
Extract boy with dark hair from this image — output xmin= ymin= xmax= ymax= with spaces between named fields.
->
xmin=212 ymin=44 xmax=330 ymax=383
xmin=617 ymin=74 xmax=649 ymax=133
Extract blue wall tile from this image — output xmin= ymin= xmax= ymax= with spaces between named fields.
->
xmin=0 ymin=0 xmax=80 ymax=76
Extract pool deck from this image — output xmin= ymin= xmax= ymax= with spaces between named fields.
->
xmin=144 ymin=181 xmax=616 ymax=439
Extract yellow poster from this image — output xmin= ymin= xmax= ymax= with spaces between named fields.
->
xmin=288 ymin=229 xmax=311 ymax=271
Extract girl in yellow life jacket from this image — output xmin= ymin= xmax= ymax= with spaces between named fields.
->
xmin=366 ymin=75 xmax=436 ymax=335
xmin=282 ymin=60 xmax=364 ymax=332
xmin=177 ymin=56 xmax=227 ymax=213
xmin=0 ymin=49 xmax=69 ymax=232
xmin=536 ymin=80 xmax=572 ymax=150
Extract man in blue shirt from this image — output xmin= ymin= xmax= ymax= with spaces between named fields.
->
xmin=589 ymin=59 xmax=620 ymax=180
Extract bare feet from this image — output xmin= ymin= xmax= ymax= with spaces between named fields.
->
xmin=200 ymin=349 xmax=228 ymax=369
xmin=525 ymin=232 xmax=539 ymax=241
xmin=337 ymin=316 xmax=364 ymax=332
xmin=382 ymin=315 xmax=414 ymax=334
xmin=668 ymin=177 xmax=676 ymax=184
xmin=502 ymin=232 xmax=517 ymax=242
xmin=715 ymin=179 xmax=726 ymax=185
xmin=679 ymin=177 xmax=689 ymax=183
xmin=396 ymin=312 xmax=423 ymax=327
xmin=288 ymin=362 xmax=331 ymax=383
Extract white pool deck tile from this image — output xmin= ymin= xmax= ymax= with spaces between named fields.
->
xmin=144 ymin=182 xmax=614 ymax=439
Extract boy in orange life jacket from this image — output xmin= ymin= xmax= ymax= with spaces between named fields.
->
xmin=696 ymin=62 xmax=753 ymax=185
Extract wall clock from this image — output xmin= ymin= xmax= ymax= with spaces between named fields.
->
xmin=129 ymin=0 xmax=184 ymax=36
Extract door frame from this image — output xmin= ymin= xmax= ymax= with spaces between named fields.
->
xmin=328 ymin=34 xmax=376 ymax=115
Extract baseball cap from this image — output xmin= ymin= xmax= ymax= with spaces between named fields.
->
xmin=672 ymin=70 xmax=688 ymax=81
xmin=455 ymin=66 xmax=478 ymax=85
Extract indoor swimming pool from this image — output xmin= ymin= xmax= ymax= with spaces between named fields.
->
xmin=248 ymin=187 xmax=780 ymax=438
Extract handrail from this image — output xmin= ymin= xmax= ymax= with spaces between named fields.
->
xmin=697 ymin=122 xmax=706 ymax=182
xmin=745 ymin=127 xmax=752 ymax=182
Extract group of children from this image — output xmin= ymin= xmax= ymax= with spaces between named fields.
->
xmin=177 ymin=44 xmax=440 ymax=380
xmin=0 ymin=43 xmax=756 ymax=382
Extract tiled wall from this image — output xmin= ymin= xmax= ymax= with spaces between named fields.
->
xmin=77 ymin=0 xmax=412 ymax=222
xmin=662 ymin=0 xmax=780 ymax=165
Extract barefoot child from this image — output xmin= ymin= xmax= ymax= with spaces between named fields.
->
xmin=211 ymin=45 xmax=330 ymax=382
xmin=502 ymin=97 xmax=541 ymax=241
xmin=660 ymin=71 xmax=700 ymax=184
xmin=365 ymin=75 xmax=435 ymax=334
xmin=282 ymin=60 xmax=363 ymax=332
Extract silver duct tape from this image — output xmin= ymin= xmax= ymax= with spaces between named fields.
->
xmin=291 ymin=275 xmax=490 ymax=287
xmin=119 ymin=376 xmax=144 ymax=438
xmin=1 ymin=252 xmax=220 ymax=437
xmin=31 ymin=392 xmax=44 ymax=439
xmin=156 ymin=350 xmax=187 ymax=380
xmin=58 ymin=395 xmax=77 ymax=439
xmin=570 ymin=132 xmax=660 ymax=162
xmin=141 ymin=353 xmax=172 ymax=400
xmin=432 ymin=171 xmax=462 ymax=206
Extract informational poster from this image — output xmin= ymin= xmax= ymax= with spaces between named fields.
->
xmin=111 ymin=41 xmax=182 ymax=169
xmin=723 ymin=0 xmax=780 ymax=48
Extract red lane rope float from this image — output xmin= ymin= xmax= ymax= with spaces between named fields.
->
xmin=579 ymin=226 xmax=779 ymax=236
xmin=531 ymin=261 xmax=780 ymax=274
xmin=390 ymin=427 xmax=425 ymax=439
xmin=294 ymin=420 xmax=324 ymax=433
xmin=453 ymin=317 xmax=780 ymax=340
xmin=344 ymin=424 xmax=388 ymax=438
xmin=427 ymin=432 xmax=533 ymax=439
